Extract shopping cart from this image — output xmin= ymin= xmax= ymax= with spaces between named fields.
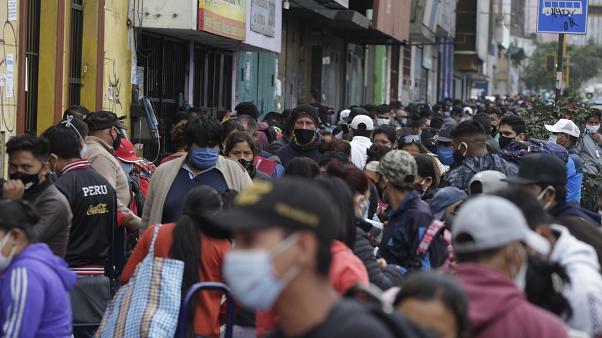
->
xmin=176 ymin=282 xmax=235 ymax=338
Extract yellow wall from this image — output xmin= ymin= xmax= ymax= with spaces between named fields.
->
xmin=80 ymin=0 xmax=99 ymax=112
xmin=102 ymin=0 xmax=132 ymax=129
xmin=37 ymin=0 xmax=58 ymax=131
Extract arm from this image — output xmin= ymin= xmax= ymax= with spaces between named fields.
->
xmin=140 ymin=170 xmax=160 ymax=231
xmin=1 ymin=267 xmax=44 ymax=338
xmin=353 ymin=231 xmax=403 ymax=290
xmin=31 ymin=195 xmax=72 ymax=246
xmin=120 ymin=225 xmax=153 ymax=284
xmin=88 ymin=154 xmax=128 ymax=210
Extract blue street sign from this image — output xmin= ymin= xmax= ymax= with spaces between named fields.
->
xmin=537 ymin=0 xmax=588 ymax=34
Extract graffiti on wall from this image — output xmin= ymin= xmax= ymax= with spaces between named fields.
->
xmin=107 ymin=60 xmax=123 ymax=114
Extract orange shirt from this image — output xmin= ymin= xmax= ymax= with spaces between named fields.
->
xmin=121 ymin=223 xmax=230 ymax=338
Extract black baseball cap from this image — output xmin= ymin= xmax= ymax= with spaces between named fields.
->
xmin=85 ymin=111 xmax=127 ymax=131
xmin=204 ymin=178 xmax=338 ymax=240
xmin=436 ymin=126 xmax=453 ymax=143
xmin=504 ymin=153 xmax=567 ymax=185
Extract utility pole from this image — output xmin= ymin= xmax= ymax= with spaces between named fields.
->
xmin=555 ymin=33 xmax=566 ymax=100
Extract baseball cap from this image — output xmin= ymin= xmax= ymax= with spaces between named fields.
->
xmin=430 ymin=187 xmax=467 ymax=220
xmin=115 ymin=138 xmax=141 ymax=163
xmin=435 ymin=126 xmax=453 ymax=143
xmin=338 ymin=109 xmax=351 ymax=124
xmin=469 ymin=170 xmax=507 ymax=195
xmin=377 ymin=150 xmax=417 ymax=188
xmin=204 ymin=178 xmax=338 ymax=240
xmin=85 ymin=111 xmax=127 ymax=131
xmin=452 ymin=195 xmax=550 ymax=255
xmin=350 ymin=115 xmax=374 ymax=131
xmin=545 ymin=119 xmax=580 ymax=138
xmin=504 ymin=153 xmax=567 ymax=185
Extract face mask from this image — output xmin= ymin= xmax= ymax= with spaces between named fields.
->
xmin=237 ymin=158 xmax=253 ymax=171
xmin=508 ymin=245 xmax=528 ymax=290
xmin=376 ymin=118 xmax=390 ymax=126
xmin=112 ymin=129 xmax=122 ymax=150
xmin=0 ymin=233 xmax=16 ymax=272
xmin=400 ymin=118 xmax=408 ymax=126
xmin=499 ymin=135 xmax=513 ymax=149
xmin=548 ymin=134 xmax=558 ymax=144
xmin=189 ymin=147 xmax=220 ymax=171
xmin=120 ymin=162 xmax=134 ymax=175
xmin=437 ymin=146 xmax=454 ymax=166
xmin=586 ymin=125 xmax=600 ymax=133
xmin=425 ymin=119 xmax=431 ymax=126
xmin=80 ymin=143 xmax=88 ymax=159
xmin=537 ymin=186 xmax=553 ymax=210
xmin=9 ymin=171 xmax=40 ymax=191
xmin=453 ymin=143 xmax=467 ymax=166
xmin=294 ymin=129 xmax=316 ymax=145
xmin=223 ymin=234 xmax=301 ymax=310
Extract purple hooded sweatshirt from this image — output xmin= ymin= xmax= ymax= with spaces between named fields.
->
xmin=456 ymin=263 xmax=568 ymax=338
xmin=0 ymin=243 xmax=76 ymax=338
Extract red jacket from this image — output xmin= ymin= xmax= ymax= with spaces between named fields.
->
xmin=456 ymin=263 xmax=568 ymax=338
xmin=256 ymin=240 xmax=368 ymax=337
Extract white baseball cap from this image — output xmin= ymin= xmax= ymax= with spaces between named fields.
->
xmin=350 ymin=115 xmax=374 ymax=131
xmin=452 ymin=195 xmax=550 ymax=255
xmin=469 ymin=170 xmax=508 ymax=195
xmin=544 ymin=119 xmax=580 ymax=138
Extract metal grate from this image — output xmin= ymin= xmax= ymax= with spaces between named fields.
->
xmin=25 ymin=0 xmax=41 ymax=134
xmin=68 ymin=0 xmax=84 ymax=106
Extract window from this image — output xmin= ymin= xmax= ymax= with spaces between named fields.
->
xmin=68 ymin=0 xmax=84 ymax=106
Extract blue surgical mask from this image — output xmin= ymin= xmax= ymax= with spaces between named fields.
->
xmin=437 ymin=146 xmax=454 ymax=166
xmin=189 ymin=147 xmax=219 ymax=171
xmin=120 ymin=162 xmax=134 ymax=175
xmin=223 ymin=234 xmax=300 ymax=310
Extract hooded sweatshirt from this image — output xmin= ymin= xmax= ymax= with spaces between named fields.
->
xmin=0 ymin=243 xmax=76 ymax=338
xmin=550 ymin=224 xmax=602 ymax=337
xmin=456 ymin=263 xmax=568 ymax=338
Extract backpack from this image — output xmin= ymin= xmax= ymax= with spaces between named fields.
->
xmin=502 ymin=138 xmax=568 ymax=164
xmin=414 ymin=220 xmax=452 ymax=271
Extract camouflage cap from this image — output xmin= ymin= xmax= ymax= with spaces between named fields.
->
xmin=377 ymin=150 xmax=417 ymax=188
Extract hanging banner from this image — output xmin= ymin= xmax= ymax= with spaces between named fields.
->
xmin=250 ymin=0 xmax=276 ymax=37
xmin=198 ymin=0 xmax=247 ymax=40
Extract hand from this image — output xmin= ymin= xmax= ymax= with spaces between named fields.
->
xmin=593 ymin=133 xmax=602 ymax=145
xmin=376 ymin=258 xmax=388 ymax=269
xmin=2 ymin=179 xmax=24 ymax=200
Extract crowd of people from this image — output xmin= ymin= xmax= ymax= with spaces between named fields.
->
xmin=2 ymin=96 xmax=602 ymax=338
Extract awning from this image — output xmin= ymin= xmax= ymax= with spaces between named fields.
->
xmin=286 ymin=7 xmax=404 ymax=45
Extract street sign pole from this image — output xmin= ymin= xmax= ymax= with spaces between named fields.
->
xmin=556 ymin=33 xmax=565 ymax=100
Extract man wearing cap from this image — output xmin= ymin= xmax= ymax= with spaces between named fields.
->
xmin=505 ymin=153 xmax=601 ymax=227
xmin=376 ymin=150 xmax=448 ymax=270
xmin=496 ymin=187 xmax=602 ymax=337
xmin=468 ymin=170 xmax=507 ymax=195
xmin=441 ymin=120 xmax=517 ymax=194
xmin=349 ymin=115 xmax=374 ymax=169
xmin=276 ymin=105 xmax=321 ymax=167
xmin=435 ymin=126 xmax=454 ymax=166
xmin=84 ymin=111 xmax=139 ymax=228
xmin=453 ymin=195 xmax=568 ymax=338
xmin=546 ymin=119 xmax=584 ymax=203
xmin=206 ymin=178 xmax=403 ymax=338
xmin=115 ymin=138 xmax=156 ymax=216
xmin=430 ymin=187 xmax=467 ymax=223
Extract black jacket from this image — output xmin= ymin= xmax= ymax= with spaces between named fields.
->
xmin=55 ymin=160 xmax=117 ymax=267
xmin=354 ymin=227 xmax=404 ymax=290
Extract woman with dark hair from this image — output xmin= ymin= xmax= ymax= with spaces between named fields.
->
xmin=122 ymin=186 xmax=229 ymax=338
xmin=372 ymin=125 xmax=397 ymax=148
xmin=224 ymin=131 xmax=270 ymax=180
xmin=326 ymin=162 xmax=404 ymax=290
xmin=283 ymin=157 xmax=320 ymax=179
xmin=221 ymin=118 xmax=243 ymax=148
xmin=161 ymin=119 xmax=188 ymax=164
xmin=413 ymin=153 xmax=439 ymax=200
xmin=394 ymin=272 xmax=470 ymax=338
xmin=0 ymin=200 xmax=76 ymax=338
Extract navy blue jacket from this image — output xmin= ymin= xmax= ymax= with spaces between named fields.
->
xmin=276 ymin=141 xmax=321 ymax=167
xmin=379 ymin=190 xmax=434 ymax=268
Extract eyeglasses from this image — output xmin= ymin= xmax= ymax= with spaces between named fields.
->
xmin=402 ymin=135 xmax=421 ymax=144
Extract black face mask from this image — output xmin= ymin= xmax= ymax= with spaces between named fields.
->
xmin=453 ymin=148 xmax=465 ymax=166
xmin=294 ymin=129 xmax=316 ymax=145
xmin=499 ymin=135 xmax=513 ymax=150
xmin=237 ymin=158 xmax=253 ymax=171
xmin=10 ymin=171 xmax=40 ymax=191
xmin=112 ymin=129 xmax=122 ymax=150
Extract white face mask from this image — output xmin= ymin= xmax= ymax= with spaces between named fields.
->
xmin=537 ymin=186 xmax=553 ymax=210
xmin=223 ymin=234 xmax=300 ymax=310
xmin=0 ymin=233 xmax=16 ymax=272
xmin=376 ymin=118 xmax=390 ymax=126
xmin=425 ymin=119 xmax=431 ymax=126
xmin=80 ymin=143 xmax=88 ymax=159
xmin=548 ymin=135 xmax=558 ymax=144
xmin=586 ymin=125 xmax=600 ymax=134
xmin=508 ymin=245 xmax=528 ymax=291
xmin=400 ymin=118 xmax=408 ymax=126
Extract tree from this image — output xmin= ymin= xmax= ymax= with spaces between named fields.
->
xmin=523 ymin=41 xmax=602 ymax=92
